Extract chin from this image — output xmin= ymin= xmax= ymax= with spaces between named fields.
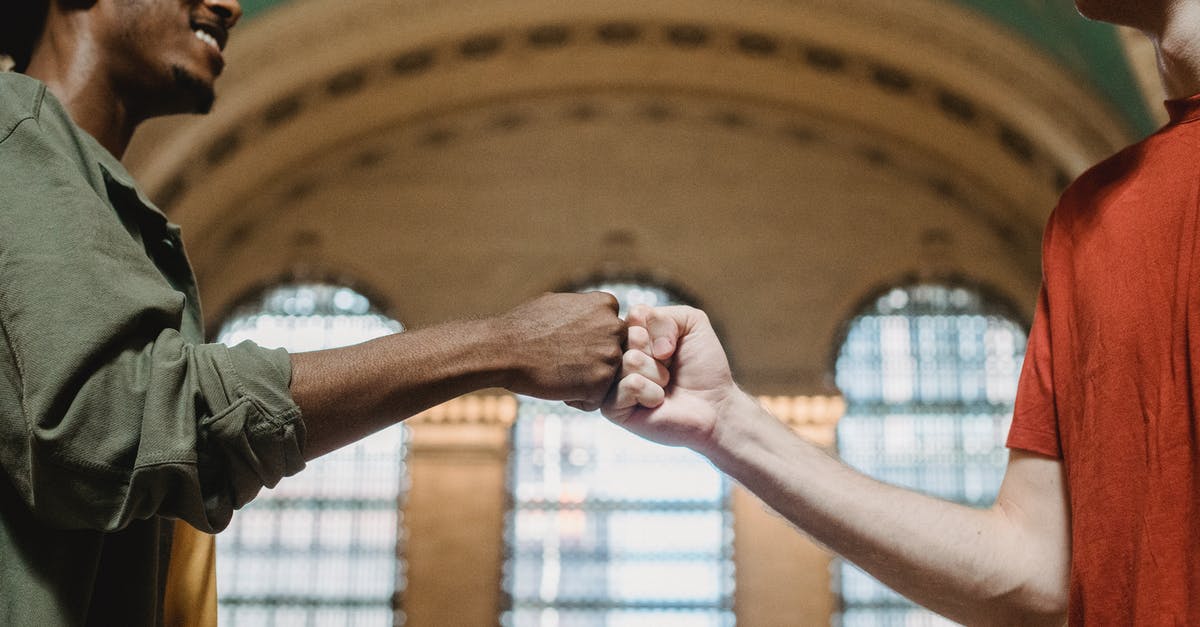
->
xmin=170 ymin=65 xmax=217 ymax=114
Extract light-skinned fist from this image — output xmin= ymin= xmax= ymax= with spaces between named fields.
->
xmin=602 ymin=304 xmax=739 ymax=452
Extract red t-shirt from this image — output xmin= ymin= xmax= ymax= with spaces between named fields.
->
xmin=1008 ymin=94 xmax=1200 ymax=624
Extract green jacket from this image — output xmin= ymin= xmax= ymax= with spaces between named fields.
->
xmin=0 ymin=72 xmax=306 ymax=625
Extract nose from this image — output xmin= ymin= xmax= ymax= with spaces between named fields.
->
xmin=204 ymin=0 xmax=242 ymax=29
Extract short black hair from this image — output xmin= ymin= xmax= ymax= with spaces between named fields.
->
xmin=1 ymin=0 xmax=50 ymax=72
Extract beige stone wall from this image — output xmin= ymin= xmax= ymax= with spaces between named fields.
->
xmin=404 ymin=418 xmax=510 ymax=625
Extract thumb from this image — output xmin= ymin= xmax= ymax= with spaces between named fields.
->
xmin=647 ymin=306 xmax=702 ymax=361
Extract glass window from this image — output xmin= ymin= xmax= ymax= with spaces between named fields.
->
xmin=833 ymin=283 xmax=1026 ymax=626
xmin=215 ymin=282 xmax=407 ymax=627
xmin=502 ymin=282 xmax=736 ymax=627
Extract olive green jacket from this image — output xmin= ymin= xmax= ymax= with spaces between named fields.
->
xmin=0 ymin=72 xmax=306 ymax=625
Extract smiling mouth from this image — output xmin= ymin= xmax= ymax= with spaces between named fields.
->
xmin=190 ymin=20 xmax=228 ymax=54
xmin=193 ymin=28 xmax=220 ymax=52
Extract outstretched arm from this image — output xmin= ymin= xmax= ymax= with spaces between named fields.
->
xmin=0 ymin=110 xmax=626 ymax=532
xmin=294 ymin=292 xmax=626 ymax=459
xmin=604 ymin=306 xmax=1069 ymax=627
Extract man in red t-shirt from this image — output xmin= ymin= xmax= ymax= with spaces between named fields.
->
xmin=601 ymin=1 xmax=1200 ymax=624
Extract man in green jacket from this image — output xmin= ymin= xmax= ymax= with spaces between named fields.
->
xmin=0 ymin=1 xmax=627 ymax=625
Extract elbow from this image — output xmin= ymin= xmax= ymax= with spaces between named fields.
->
xmin=975 ymin=496 xmax=1070 ymax=627
xmin=976 ymin=607 xmax=1065 ymax=627
xmin=972 ymin=577 xmax=1067 ymax=627
xmin=1010 ymin=589 xmax=1068 ymax=627
xmin=1006 ymin=549 xmax=1069 ymax=625
xmin=1021 ymin=584 xmax=1069 ymax=622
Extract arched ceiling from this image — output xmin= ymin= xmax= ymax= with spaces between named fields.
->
xmin=123 ymin=0 xmax=1146 ymax=394
xmin=236 ymin=0 xmax=1156 ymax=134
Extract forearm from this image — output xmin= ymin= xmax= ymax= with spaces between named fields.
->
xmin=292 ymin=291 xmax=625 ymax=460
xmin=703 ymin=391 xmax=1066 ymax=626
xmin=291 ymin=318 xmax=510 ymax=459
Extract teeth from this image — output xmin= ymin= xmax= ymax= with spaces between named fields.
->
xmin=194 ymin=29 xmax=220 ymax=52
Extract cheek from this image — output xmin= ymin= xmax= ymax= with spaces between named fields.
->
xmin=118 ymin=3 xmax=188 ymax=54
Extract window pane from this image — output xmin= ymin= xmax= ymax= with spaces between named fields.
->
xmin=215 ymin=282 xmax=407 ymax=627
xmin=833 ymin=284 xmax=1026 ymax=626
xmin=503 ymin=282 xmax=735 ymax=627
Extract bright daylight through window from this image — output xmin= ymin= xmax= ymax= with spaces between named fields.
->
xmin=834 ymin=283 xmax=1026 ymax=627
xmin=215 ymin=282 xmax=407 ymax=627
xmin=503 ymin=282 xmax=736 ymax=627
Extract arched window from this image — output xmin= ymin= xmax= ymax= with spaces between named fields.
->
xmin=214 ymin=282 xmax=407 ymax=627
xmin=833 ymin=282 xmax=1026 ymax=627
xmin=502 ymin=282 xmax=736 ymax=627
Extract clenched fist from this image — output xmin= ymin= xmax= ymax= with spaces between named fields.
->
xmin=602 ymin=304 xmax=739 ymax=451
xmin=493 ymin=292 xmax=626 ymax=411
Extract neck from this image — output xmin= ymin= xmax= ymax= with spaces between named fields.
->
xmin=24 ymin=8 xmax=139 ymax=159
xmin=1151 ymin=2 xmax=1200 ymax=99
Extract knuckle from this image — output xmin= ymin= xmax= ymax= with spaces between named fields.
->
xmin=594 ymin=364 xmax=616 ymax=382
xmin=598 ymin=292 xmax=620 ymax=310
xmin=578 ymin=392 xmax=602 ymax=408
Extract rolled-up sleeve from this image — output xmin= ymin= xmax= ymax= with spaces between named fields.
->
xmin=0 ymin=114 xmax=305 ymax=533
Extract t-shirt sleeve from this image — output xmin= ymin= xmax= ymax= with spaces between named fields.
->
xmin=1007 ymin=285 xmax=1062 ymax=458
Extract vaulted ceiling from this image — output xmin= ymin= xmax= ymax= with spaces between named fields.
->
xmin=233 ymin=0 xmax=1156 ymax=132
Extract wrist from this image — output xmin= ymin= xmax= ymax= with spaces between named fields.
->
xmin=701 ymin=387 xmax=792 ymax=466
xmin=477 ymin=315 xmax=523 ymax=390
xmin=696 ymin=386 xmax=760 ymax=457
xmin=454 ymin=317 xmax=517 ymax=391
